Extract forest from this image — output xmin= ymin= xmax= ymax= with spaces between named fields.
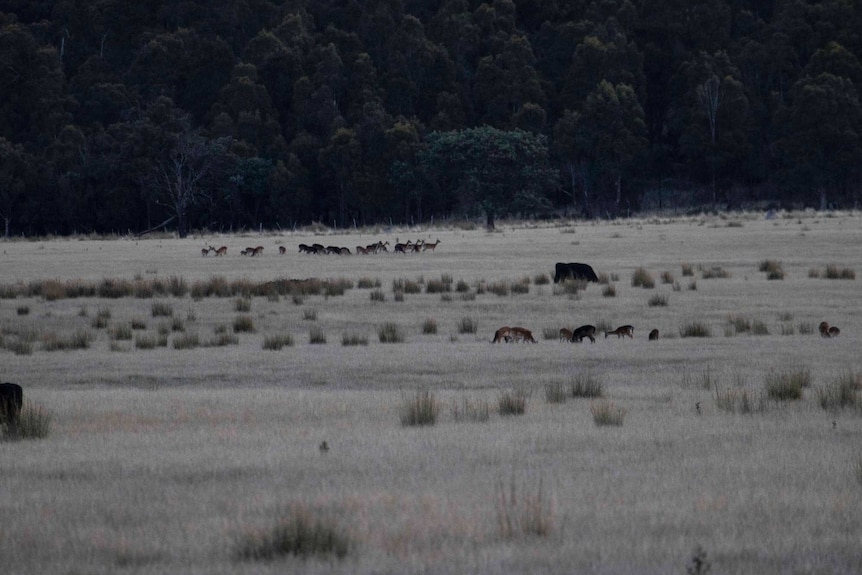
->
xmin=1 ymin=0 xmax=861 ymax=237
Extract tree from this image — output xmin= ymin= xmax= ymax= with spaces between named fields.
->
xmin=148 ymin=124 xmax=234 ymax=238
xmin=419 ymin=127 xmax=558 ymax=229
xmin=0 ymin=137 xmax=29 ymax=237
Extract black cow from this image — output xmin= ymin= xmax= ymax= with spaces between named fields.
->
xmin=553 ymin=262 xmax=599 ymax=283
xmin=0 ymin=382 xmax=23 ymax=425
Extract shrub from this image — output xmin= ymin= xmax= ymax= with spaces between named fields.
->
xmin=377 ymin=322 xmax=404 ymax=343
xmin=135 ymin=334 xmax=158 ymax=350
xmin=303 ymin=308 xmax=317 ymax=321
xmin=631 ymin=267 xmax=655 ymax=288
xmin=542 ymin=327 xmax=558 ymax=340
xmin=498 ymin=389 xmax=528 ymax=416
xmin=765 ymin=367 xmax=810 ymax=400
xmin=172 ymin=332 xmax=200 ymax=350
xmin=681 ymin=263 xmax=694 ymax=276
xmin=824 ymin=264 xmax=855 ymax=279
xmin=451 ymin=397 xmax=491 ymax=423
xmin=357 ymin=277 xmax=380 ymax=289
xmin=1 ymin=403 xmax=52 ymax=441
xmin=205 ymin=333 xmax=239 ymax=347
xmin=309 ymin=327 xmax=327 ymax=344
xmin=602 ymin=284 xmax=616 ymax=297
xmin=727 ymin=315 xmax=751 ymax=334
xmin=341 ymin=333 xmax=368 ymax=346
xmin=487 ymin=281 xmax=509 ymax=296
xmin=798 ymin=322 xmax=815 ymax=335
xmin=701 ymin=265 xmax=731 ymax=279
xmin=570 ymin=373 xmax=604 ymax=398
xmin=171 ymin=317 xmax=185 ymax=332
xmin=455 ymin=279 xmax=471 ymax=293
xmin=91 ymin=306 xmax=111 ymax=328
xmin=234 ymin=298 xmax=252 ymax=312
xmin=533 ymin=273 xmax=550 ymax=285
xmin=369 ymin=289 xmax=385 ymax=302
xmin=400 ymin=390 xmax=439 ymax=426
xmin=392 ymin=278 xmax=421 ymax=294
xmin=130 ymin=318 xmax=147 ymax=330
xmin=263 ymin=334 xmax=294 ymax=350
xmin=422 ymin=318 xmax=438 ymax=335
xmin=458 ymin=317 xmax=478 ymax=334
xmin=425 ymin=277 xmax=451 ymax=293
xmin=680 ymin=321 xmax=711 ymax=338
xmin=590 ymin=400 xmax=626 ymax=426
xmin=109 ymin=323 xmax=133 ymax=341
xmin=235 ymin=507 xmax=349 ymax=561
xmin=815 ymin=371 xmax=861 ymax=411
xmin=545 ymin=381 xmax=567 ymax=404
xmin=41 ymin=330 xmax=92 ymax=351
xmin=661 ymin=271 xmax=674 ymax=284
xmin=751 ymin=320 xmax=770 ymax=335
xmin=495 ymin=477 xmax=555 ymax=538
xmin=648 ymin=293 xmax=668 ymax=307
xmin=16 ymin=305 xmax=29 ymax=316
xmin=151 ymin=301 xmax=173 ymax=317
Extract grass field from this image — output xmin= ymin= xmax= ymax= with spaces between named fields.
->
xmin=1 ymin=211 xmax=861 ymax=574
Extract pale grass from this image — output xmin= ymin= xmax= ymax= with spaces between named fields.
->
xmin=1 ymin=216 xmax=862 ymax=573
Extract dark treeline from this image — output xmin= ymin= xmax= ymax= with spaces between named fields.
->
xmin=1 ymin=0 xmax=862 ymax=237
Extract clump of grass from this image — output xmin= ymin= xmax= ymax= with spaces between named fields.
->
xmin=392 ymin=278 xmax=422 ymax=294
xmin=1 ymin=403 xmax=52 ymax=441
xmin=458 ymin=317 xmax=478 ymax=334
xmin=714 ymin=387 xmax=767 ymax=414
xmin=798 ymin=322 xmax=814 ymax=335
xmin=357 ymin=277 xmax=380 ymax=289
xmin=545 ymin=381 xmax=567 ymax=404
xmin=206 ymin=334 xmax=239 ymax=347
xmin=400 ymin=390 xmax=439 ymax=426
xmin=759 ymin=259 xmax=784 ymax=280
xmin=235 ymin=507 xmax=349 ymax=561
xmin=377 ymin=322 xmax=403 ymax=343
xmin=602 ymin=283 xmax=616 ymax=297
xmin=172 ymin=332 xmax=200 ymax=350
xmin=727 ymin=315 xmax=751 ymax=334
xmin=815 ymin=371 xmax=861 ymax=411
xmin=681 ymin=263 xmax=694 ymax=276
xmin=631 ymin=267 xmax=655 ymax=288
xmin=151 ymin=301 xmax=173 ymax=317
xmin=369 ymin=289 xmax=385 ymax=302
xmin=303 ymin=308 xmax=317 ymax=321
xmin=16 ymin=305 xmax=29 ymax=316
xmin=341 ymin=333 xmax=368 ymax=346
xmin=780 ymin=323 xmax=795 ymax=336
xmin=234 ymin=298 xmax=252 ymax=312
xmin=808 ymin=268 xmax=821 ymax=278
xmin=91 ymin=306 xmax=112 ymax=328
xmin=498 ymin=389 xmax=528 ymax=416
xmin=171 ymin=317 xmax=185 ymax=332
xmin=487 ymin=281 xmax=509 ymax=296
xmin=41 ymin=330 xmax=93 ymax=351
xmin=661 ymin=271 xmax=674 ymax=284
xmin=751 ymin=319 xmax=770 ymax=335
xmin=765 ymin=367 xmax=811 ymax=401
xmin=422 ymin=318 xmax=438 ymax=335
xmin=680 ymin=321 xmax=711 ymax=338
xmin=426 ymin=276 xmax=452 ymax=293
xmin=263 ymin=334 xmax=294 ymax=350
xmin=130 ymin=318 xmax=147 ymax=330
xmin=134 ymin=334 xmax=158 ymax=350
xmin=542 ymin=327 xmax=559 ymax=340
xmin=648 ymin=293 xmax=668 ymax=307
xmin=571 ymin=373 xmax=604 ymax=398
xmin=553 ymin=279 xmax=586 ymax=296
xmin=590 ymin=400 xmax=626 ymax=426
xmin=824 ymin=264 xmax=856 ymax=279
xmin=533 ymin=273 xmax=550 ymax=285
xmin=451 ymin=397 xmax=491 ymax=423
xmin=687 ymin=279 xmax=698 ymax=290
xmin=309 ymin=327 xmax=327 ymax=344
xmin=701 ymin=265 xmax=731 ymax=279
xmin=455 ymin=279 xmax=471 ymax=293
xmin=109 ymin=323 xmax=133 ymax=341
xmin=495 ymin=477 xmax=555 ymax=538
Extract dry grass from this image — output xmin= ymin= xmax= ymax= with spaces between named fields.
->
xmin=2 ymin=216 xmax=862 ymax=574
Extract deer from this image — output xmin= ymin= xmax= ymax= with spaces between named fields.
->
xmin=605 ymin=325 xmax=634 ymax=339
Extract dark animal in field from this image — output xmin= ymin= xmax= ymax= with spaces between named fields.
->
xmin=509 ymin=327 xmax=537 ymax=343
xmin=559 ymin=328 xmax=573 ymax=342
xmin=648 ymin=328 xmax=660 ymax=341
xmin=298 ymin=244 xmax=316 ymax=254
xmin=491 ymin=326 xmax=512 ymax=343
xmin=278 ymin=246 xmax=286 ymax=255
xmin=554 ymin=262 xmax=599 ymax=283
xmin=828 ymin=326 xmax=840 ymax=337
xmin=572 ymin=324 xmax=597 ymax=343
xmin=0 ymin=382 xmax=23 ymax=426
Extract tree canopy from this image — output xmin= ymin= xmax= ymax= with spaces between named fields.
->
xmin=1 ymin=0 xmax=861 ymax=236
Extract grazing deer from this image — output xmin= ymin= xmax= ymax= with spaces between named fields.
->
xmin=278 ymin=246 xmax=286 ymax=255
xmin=202 ymin=246 xmax=212 ymax=257
xmin=559 ymin=328 xmax=573 ymax=342
xmin=356 ymin=246 xmax=368 ymax=255
xmin=412 ymin=240 xmax=423 ymax=252
xmin=648 ymin=328 xmax=660 ymax=341
xmin=819 ymin=321 xmax=831 ymax=338
xmin=252 ymin=246 xmax=264 ymax=256
xmin=298 ymin=243 xmax=314 ymax=254
xmin=572 ymin=324 xmax=596 ymax=343
xmin=510 ymin=327 xmax=537 ymax=343
xmin=828 ymin=326 xmax=840 ymax=337
xmin=422 ymin=239 xmax=441 ymax=252
xmin=605 ymin=325 xmax=634 ymax=339
xmin=214 ymin=246 xmax=228 ymax=256
xmin=491 ymin=326 xmax=512 ymax=343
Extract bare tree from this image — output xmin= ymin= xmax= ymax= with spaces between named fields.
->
xmin=150 ymin=129 xmax=233 ymax=238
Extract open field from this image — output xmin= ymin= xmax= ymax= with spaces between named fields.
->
xmin=1 ymin=212 xmax=861 ymax=574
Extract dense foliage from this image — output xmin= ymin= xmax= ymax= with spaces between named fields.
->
xmin=1 ymin=1 xmax=861 ymax=236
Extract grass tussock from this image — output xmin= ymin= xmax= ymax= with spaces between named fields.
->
xmin=458 ymin=317 xmax=478 ymax=334
xmin=422 ymin=318 xmax=438 ymax=335
xmin=680 ymin=321 xmax=711 ymax=338
xmin=341 ymin=333 xmax=368 ymax=346
xmin=151 ymin=301 xmax=173 ymax=317
xmin=701 ymin=265 xmax=731 ymax=279
xmin=681 ymin=263 xmax=694 ymax=276
xmin=495 ymin=477 xmax=555 ymax=538
xmin=369 ymin=289 xmax=386 ymax=302
xmin=134 ymin=334 xmax=159 ymax=349
xmin=714 ymin=387 xmax=767 ymax=414
xmin=815 ymin=371 xmax=861 ymax=411
xmin=308 ymin=327 xmax=326 ymax=345
xmin=232 ymin=315 xmax=255 ymax=333
xmin=263 ymin=334 xmax=294 ymax=350
xmin=172 ymin=332 xmax=200 ymax=350
xmin=356 ymin=277 xmax=380 ymax=289
xmin=602 ymin=283 xmax=616 ymax=297
xmin=823 ymin=264 xmax=856 ymax=280
xmin=533 ymin=273 xmax=550 ymax=285
xmin=392 ymin=278 xmax=422 ymax=294
xmin=648 ymin=293 xmax=668 ymax=307
xmin=765 ymin=367 xmax=811 ymax=401
xmin=234 ymin=298 xmax=251 ymax=312
xmin=544 ymin=381 xmax=567 ymax=404
xmin=1 ymin=402 xmax=52 ymax=441
xmin=235 ymin=507 xmax=349 ymax=561
xmin=590 ymin=400 xmax=626 ymax=426
xmin=759 ymin=259 xmax=785 ymax=280
xmin=631 ymin=267 xmax=655 ymax=288
xmin=451 ymin=397 xmax=491 ymax=423
xmin=400 ymin=390 xmax=440 ymax=426
xmin=377 ymin=322 xmax=404 ymax=343
xmin=498 ymin=389 xmax=528 ymax=416
xmin=570 ymin=373 xmax=604 ymax=398
xmin=553 ymin=278 xmax=587 ymax=296
xmin=661 ymin=271 xmax=675 ymax=284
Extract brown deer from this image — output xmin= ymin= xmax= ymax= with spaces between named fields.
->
xmin=422 ymin=239 xmax=441 ymax=252
xmin=356 ymin=246 xmax=368 ymax=255
xmin=648 ymin=328 xmax=660 ymax=341
xmin=278 ymin=246 xmax=286 ymax=255
xmin=491 ymin=326 xmax=512 ymax=343
xmin=214 ymin=246 xmax=228 ymax=256
xmin=510 ymin=327 xmax=537 ymax=343
xmin=819 ymin=321 xmax=831 ymax=338
xmin=572 ymin=325 xmax=596 ymax=343
xmin=559 ymin=328 xmax=573 ymax=342
xmin=252 ymin=246 xmax=264 ymax=256
xmin=605 ymin=325 xmax=634 ymax=339
xmin=201 ymin=246 xmax=213 ymax=257
xmin=828 ymin=326 xmax=840 ymax=337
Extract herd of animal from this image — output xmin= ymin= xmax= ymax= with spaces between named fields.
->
xmin=492 ymin=324 xmax=660 ymax=344
xmin=201 ymin=244 xmax=283 ymax=257
xmin=201 ymin=239 xmax=442 ymax=257
xmin=820 ymin=321 xmax=841 ymax=338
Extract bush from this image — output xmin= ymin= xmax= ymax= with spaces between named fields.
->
xmin=765 ymin=367 xmax=810 ymax=401
xmin=631 ymin=267 xmax=655 ymax=288
xmin=602 ymin=284 xmax=616 ymax=297
xmin=151 ymin=301 xmax=173 ymax=317
xmin=357 ymin=277 xmax=380 ymax=289
xmin=341 ymin=333 xmax=368 ymax=346
xmin=661 ymin=271 xmax=674 ymax=284
xmin=1 ymin=402 xmax=52 ymax=441
xmin=533 ymin=273 xmax=550 ymax=285
xmin=172 ymin=332 xmax=200 ymax=350
xmin=590 ymin=400 xmax=626 ymax=426
xmin=451 ymin=397 xmax=491 ymax=423
xmin=400 ymin=390 xmax=439 ymax=426
xmin=824 ymin=264 xmax=855 ymax=279
xmin=648 ymin=293 xmax=668 ymax=307
xmin=680 ymin=321 xmax=711 ymax=338
xmin=458 ymin=317 xmax=478 ymax=334
xmin=498 ymin=389 xmax=528 ymax=416
xmin=303 ymin=308 xmax=317 ymax=321
xmin=234 ymin=298 xmax=251 ymax=312
xmin=235 ymin=508 xmax=349 ymax=561
xmin=571 ymin=373 xmax=604 ymax=398
xmin=134 ymin=334 xmax=158 ymax=350
xmin=377 ymin=322 xmax=403 ymax=343
xmin=681 ymin=263 xmax=694 ymax=276
xmin=309 ymin=327 xmax=327 ymax=345
xmin=815 ymin=371 xmax=861 ymax=411
xmin=233 ymin=315 xmax=255 ymax=333
xmin=369 ymin=289 xmax=385 ymax=302
xmin=422 ymin=318 xmax=438 ymax=335
xmin=263 ymin=334 xmax=294 ymax=350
